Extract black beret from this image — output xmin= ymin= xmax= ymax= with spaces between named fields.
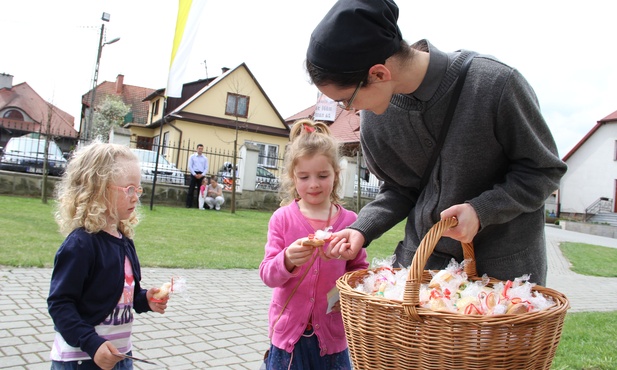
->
xmin=307 ymin=0 xmax=402 ymax=73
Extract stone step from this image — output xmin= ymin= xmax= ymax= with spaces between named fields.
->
xmin=588 ymin=212 xmax=617 ymax=226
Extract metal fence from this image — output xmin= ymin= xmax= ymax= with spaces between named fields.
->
xmin=0 ymin=123 xmax=381 ymax=199
xmin=0 ymin=119 xmax=79 ymax=154
xmin=128 ymin=138 xmax=381 ymax=199
xmin=129 ymin=138 xmax=284 ymax=189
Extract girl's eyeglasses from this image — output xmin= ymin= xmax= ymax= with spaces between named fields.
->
xmin=112 ymin=185 xmax=143 ymax=198
xmin=337 ymin=80 xmax=364 ymax=111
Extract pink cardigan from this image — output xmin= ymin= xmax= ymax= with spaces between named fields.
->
xmin=259 ymin=202 xmax=368 ymax=355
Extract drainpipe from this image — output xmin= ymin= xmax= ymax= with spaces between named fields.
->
xmin=160 ymin=113 xmax=183 ymax=168
xmin=166 ymin=121 xmax=183 ymax=167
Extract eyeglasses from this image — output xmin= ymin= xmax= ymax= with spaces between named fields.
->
xmin=112 ymin=185 xmax=143 ymax=198
xmin=337 ymin=80 xmax=364 ymax=111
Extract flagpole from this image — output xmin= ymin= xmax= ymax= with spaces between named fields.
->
xmin=150 ymin=96 xmax=167 ymax=211
xmin=153 ymin=0 xmax=205 ymax=209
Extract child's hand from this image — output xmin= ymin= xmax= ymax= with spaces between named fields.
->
xmin=93 ymin=341 xmax=120 ymax=370
xmin=284 ymin=238 xmax=317 ymax=271
xmin=147 ymin=287 xmax=169 ymax=313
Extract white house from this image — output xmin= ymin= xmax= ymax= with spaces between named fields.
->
xmin=559 ymin=110 xmax=617 ymax=216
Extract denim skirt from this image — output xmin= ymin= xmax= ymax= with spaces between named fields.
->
xmin=264 ymin=329 xmax=352 ymax=370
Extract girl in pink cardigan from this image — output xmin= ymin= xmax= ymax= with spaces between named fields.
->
xmin=259 ymin=119 xmax=368 ymax=369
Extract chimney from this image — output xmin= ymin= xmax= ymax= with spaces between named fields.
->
xmin=115 ymin=74 xmax=124 ymax=94
xmin=0 ymin=73 xmax=14 ymax=90
xmin=221 ymin=67 xmax=230 ymax=74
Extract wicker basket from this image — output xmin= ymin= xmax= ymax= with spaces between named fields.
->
xmin=337 ymin=218 xmax=570 ymax=370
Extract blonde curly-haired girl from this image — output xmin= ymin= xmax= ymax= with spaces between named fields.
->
xmin=48 ymin=142 xmax=168 ymax=370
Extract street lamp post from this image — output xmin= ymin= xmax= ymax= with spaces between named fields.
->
xmin=82 ymin=12 xmax=120 ymax=143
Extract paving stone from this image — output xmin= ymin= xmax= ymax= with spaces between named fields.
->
xmin=2 ymin=228 xmax=616 ymax=368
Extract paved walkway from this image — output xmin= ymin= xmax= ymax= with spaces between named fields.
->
xmin=1 ymin=226 xmax=616 ymax=369
xmin=544 ymin=226 xmax=617 ymax=312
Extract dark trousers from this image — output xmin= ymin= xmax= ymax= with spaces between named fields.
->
xmin=186 ymin=172 xmax=202 ymax=208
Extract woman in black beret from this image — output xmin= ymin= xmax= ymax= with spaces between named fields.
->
xmin=306 ymin=0 xmax=566 ymax=287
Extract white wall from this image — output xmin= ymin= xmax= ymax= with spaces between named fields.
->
xmin=109 ymin=127 xmax=131 ymax=146
xmin=560 ymin=124 xmax=617 ymax=214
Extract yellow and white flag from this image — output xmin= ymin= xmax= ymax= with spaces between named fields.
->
xmin=166 ymin=0 xmax=207 ymax=98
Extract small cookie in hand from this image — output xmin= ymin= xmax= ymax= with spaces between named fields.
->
xmin=301 ymin=234 xmax=325 ymax=248
xmin=152 ymin=282 xmax=172 ymax=302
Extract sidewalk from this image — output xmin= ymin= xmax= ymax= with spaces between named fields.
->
xmin=544 ymin=225 xmax=617 ymax=313
xmin=1 ymin=226 xmax=616 ymax=369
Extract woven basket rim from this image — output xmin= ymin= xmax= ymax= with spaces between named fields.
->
xmin=338 ymin=217 xmax=570 ymax=322
xmin=338 ymin=219 xmax=570 ymax=369
xmin=337 ymin=268 xmax=570 ymax=323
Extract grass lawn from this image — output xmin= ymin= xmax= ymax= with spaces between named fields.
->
xmin=0 ymin=195 xmax=401 ymax=268
xmin=1 ymin=194 xmax=616 ymax=369
xmin=560 ymin=242 xmax=617 ymax=277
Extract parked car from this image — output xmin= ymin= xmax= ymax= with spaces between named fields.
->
xmin=217 ymin=162 xmax=278 ymax=191
xmin=131 ymin=148 xmax=184 ymax=185
xmin=0 ymin=135 xmax=68 ymax=176
xmin=255 ymin=165 xmax=279 ymax=190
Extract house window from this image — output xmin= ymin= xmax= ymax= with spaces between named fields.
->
xmin=2 ymin=109 xmax=24 ymax=120
xmin=614 ymin=140 xmax=617 ymax=161
xmin=248 ymin=141 xmax=279 ymax=168
xmin=162 ymin=131 xmax=170 ymax=156
xmin=152 ymin=135 xmax=160 ymax=153
xmin=136 ymin=136 xmax=153 ymax=150
xmin=153 ymin=99 xmax=160 ymax=116
xmin=225 ymin=93 xmax=249 ymax=118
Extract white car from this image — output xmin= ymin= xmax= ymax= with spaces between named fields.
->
xmin=0 ymin=135 xmax=68 ymax=176
xmin=131 ymin=148 xmax=184 ymax=185
xmin=255 ymin=166 xmax=279 ymax=190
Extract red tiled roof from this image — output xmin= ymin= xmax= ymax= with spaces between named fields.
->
xmin=82 ymin=75 xmax=156 ymax=125
xmin=0 ymin=82 xmax=78 ymax=138
xmin=286 ymin=105 xmax=360 ymax=144
xmin=562 ymin=110 xmax=617 ymax=161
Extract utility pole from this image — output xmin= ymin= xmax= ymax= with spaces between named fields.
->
xmin=82 ymin=12 xmax=120 ymax=143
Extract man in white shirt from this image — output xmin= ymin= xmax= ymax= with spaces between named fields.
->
xmin=186 ymin=144 xmax=209 ymax=208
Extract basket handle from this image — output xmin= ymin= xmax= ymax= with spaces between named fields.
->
xmin=402 ymin=217 xmax=476 ymax=320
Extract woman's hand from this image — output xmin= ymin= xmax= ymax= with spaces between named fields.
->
xmin=325 ymin=229 xmax=364 ymax=261
xmin=440 ymin=203 xmax=480 ymax=243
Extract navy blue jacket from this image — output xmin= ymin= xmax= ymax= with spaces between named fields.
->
xmin=47 ymin=228 xmax=151 ymax=359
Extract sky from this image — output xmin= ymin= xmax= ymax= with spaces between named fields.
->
xmin=2 ymin=0 xmax=615 ymax=157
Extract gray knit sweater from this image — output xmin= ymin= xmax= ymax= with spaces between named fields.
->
xmin=352 ymin=40 xmax=567 ymax=286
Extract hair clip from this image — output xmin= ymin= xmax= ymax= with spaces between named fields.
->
xmin=303 ymin=123 xmax=316 ymax=133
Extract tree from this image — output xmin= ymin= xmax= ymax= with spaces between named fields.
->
xmin=41 ymin=103 xmax=53 ymax=204
xmin=92 ymin=95 xmax=130 ymax=142
xmin=224 ymin=77 xmax=254 ymax=214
